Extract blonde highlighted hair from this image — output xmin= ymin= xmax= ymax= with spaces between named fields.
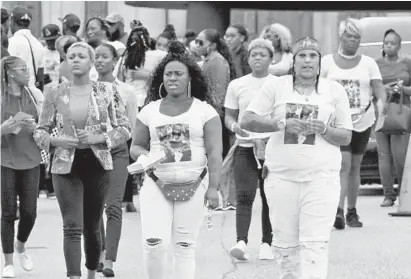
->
xmin=259 ymin=23 xmax=292 ymax=53
xmin=248 ymin=38 xmax=275 ymax=58
xmin=339 ymin=18 xmax=362 ymax=38
xmin=67 ymin=42 xmax=96 ymax=62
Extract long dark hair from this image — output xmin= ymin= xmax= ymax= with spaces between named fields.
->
xmin=124 ymin=21 xmax=150 ymax=70
xmin=291 ymin=37 xmax=322 ymax=93
xmin=1 ymin=56 xmax=38 ymax=122
xmin=203 ymin=29 xmax=236 ymax=81
xmin=145 ymin=41 xmax=221 ymax=115
xmin=381 ymin=29 xmax=402 ymax=57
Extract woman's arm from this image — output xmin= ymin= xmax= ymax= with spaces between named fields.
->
xmin=241 ymin=111 xmax=277 ymax=133
xmin=33 ymin=86 xmax=57 ymax=152
xmin=371 ymin=79 xmax=388 ymax=103
xmin=105 ymin=89 xmax=132 ymax=149
xmin=126 ymin=92 xmax=139 ymax=138
xmin=224 ymin=108 xmax=239 ymax=131
xmin=322 ymin=126 xmax=352 ymax=146
xmin=204 ymin=58 xmax=230 ymax=106
xmin=268 ymin=52 xmax=293 ymax=76
xmin=204 ymin=116 xmax=223 ymax=190
xmin=130 ymin=119 xmax=150 ymax=161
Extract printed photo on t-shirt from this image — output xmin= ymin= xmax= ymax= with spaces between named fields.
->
xmin=284 ymin=103 xmax=319 ymax=145
xmin=156 ymin=123 xmax=192 ymax=163
xmin=338 ymin=79 xmax=361 ymax=109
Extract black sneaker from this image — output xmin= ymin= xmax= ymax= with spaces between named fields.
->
xmin=346 ymin=208 xmax=363 ymax=228
xmin=334 ymin=207 xmax=345 ymax=230
xmin=97 ymin=262 xmax=104 ymax=272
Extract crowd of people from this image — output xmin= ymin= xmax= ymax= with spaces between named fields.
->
xmin=1 ymin=5 xmax=410 ymax=279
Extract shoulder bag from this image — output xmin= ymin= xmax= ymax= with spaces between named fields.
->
xmin=22 ymin=34 xmax=43 ymax=91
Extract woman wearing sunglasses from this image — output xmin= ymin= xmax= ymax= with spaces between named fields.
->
xmin=321 ymin=18 xmax=386 ymax=230
xmin=1 ymin=56 xmax=43 ymax=278
xmin=260 ymin=23 xmax=293 ymax=76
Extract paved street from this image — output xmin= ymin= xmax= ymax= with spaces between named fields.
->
xmin=1 ymin=189 xmax=410 ymax=279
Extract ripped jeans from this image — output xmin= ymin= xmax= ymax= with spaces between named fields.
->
xmin=139 ymin=172 xmax=208 ymax=279
xmin=265 ymin=172 xmax=340 ymax=279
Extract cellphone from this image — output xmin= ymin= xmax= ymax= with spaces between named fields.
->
xmin=261 ymin=165 xmax=268 ymax=179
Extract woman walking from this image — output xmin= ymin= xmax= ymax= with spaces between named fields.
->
xmin=1 ymin=56 xmax=43 ymax=278
xmin=94 ymin=43 xmax=138 ymax=277
xmin=241 ymin=37 xmax=353 ymax=279
xmin=222 ymin=38 xmax=275 ymax=261
xmin=375 ymin=29 xmax=411 ymax=207
xmin=130 ymin=41 xmax=221 ymax=279
xmin=321 ymin=18 xmax=387 ymax=229
xmin=34 ymin=42 xmax=131 ymax=279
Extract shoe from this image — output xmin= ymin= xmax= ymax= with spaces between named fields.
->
xmin=15 ymin=248 xmax=33 ymax=271
xmin=97 ymin=262 xmax=104 ymax=273
xmin=230 ymin=240 xmax=248 ymax=261
xmin=2 ymin=265 xmax=15 ymax=278
xmin=223 ymin=203 xmax=236 ymax=211
xmin=380 ymin=197 xmax=395 ymax=207
xmin=258 ymin=243 xmax=274 ymax=260
xmin=334 ymin=207 xmax=345 ymax=230
xmin=125 ymin=202 xmax=137 ymax=212
xmin=102 ymin=268 xmax=115 ymax=277
xmin=346 ymin=208 xmax=363 ymax=228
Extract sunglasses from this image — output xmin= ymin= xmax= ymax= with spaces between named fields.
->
xmin=194 ymin=39 xmax=204 ymax=46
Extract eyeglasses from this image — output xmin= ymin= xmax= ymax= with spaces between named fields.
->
xmin=194 ymin=39 xmax=204 ymax=46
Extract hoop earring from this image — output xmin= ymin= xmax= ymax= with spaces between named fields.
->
xmin=158 ymin=83 xmax=165 ymax=99
xmin=187 ymin=81 xmax=191 ymax=98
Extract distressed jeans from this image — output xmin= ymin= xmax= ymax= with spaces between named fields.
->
xmin=375 ymin=132 xmax=410 ymax=201
xmin=265 ymin=172 xmax=340 ymax=279
xmin=101 ymin=143 xmax=129 ymax=261
xmin=53 ymin=149 xmax=110 ymax=277
xmin=139 ymin=173 xmax=209 ymax=279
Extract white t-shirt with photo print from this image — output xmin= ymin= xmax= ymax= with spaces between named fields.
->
xmin=224 ymin=74 xmax=277 ymax=146
xmin=246 ymin=75 xmax=353 ymax=182
xmin=137 ymin=98 xmax=219 ymax=183
xmin=321 ymin=54 xmax=382 ymax=132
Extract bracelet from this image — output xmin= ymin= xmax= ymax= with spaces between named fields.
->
xmin=230 ymin=122 xmax=236 ymax=132
xmin=321 ymin=125 xmax=328 ymax=135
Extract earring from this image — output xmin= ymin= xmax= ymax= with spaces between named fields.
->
xmin=187 ymin=81 xmax=191 ymax=98
xmin=158 ymin=83 xmax=165 ymax=99
xmin=11 ymin=75 xmax=14 ymax=78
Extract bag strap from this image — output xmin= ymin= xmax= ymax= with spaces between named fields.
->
xmin=21 ymin=34 xmax=38 ymax=77
xmin=146 ymin=167 xmax=208 ymax=187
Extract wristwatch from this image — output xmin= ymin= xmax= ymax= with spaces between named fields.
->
xmin=277 ymin=119 xmax=286 ymax=132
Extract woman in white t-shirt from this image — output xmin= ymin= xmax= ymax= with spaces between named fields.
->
xmin=222 ymin=38 xmax=275 ymax=261
xmin=260 ymin=23 xmax=294 ymax=76
xmin=242 ymin=37 xmax=353 ymax=279
xmin=115 ymin=23 xmax=167 ymax=108
xmin=130 ymin=41 xmax=221 ymax=279
xmin=321 ymin=18 xmax=387 ymax=230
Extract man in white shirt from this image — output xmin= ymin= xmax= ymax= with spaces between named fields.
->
xmin=8 ymin=7 xmax=45 ymax=91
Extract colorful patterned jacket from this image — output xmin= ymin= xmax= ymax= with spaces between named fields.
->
xmin=34 ymin=81 xmax=131 ymax=174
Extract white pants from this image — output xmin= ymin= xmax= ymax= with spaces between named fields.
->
xmin=265 ymin=172 xmax=340 ymax=279
xmin=139 ymin=173 xmax=208 ymax=279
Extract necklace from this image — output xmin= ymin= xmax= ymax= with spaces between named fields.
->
xmin=338 ymin=47 xmax=358 ymax=60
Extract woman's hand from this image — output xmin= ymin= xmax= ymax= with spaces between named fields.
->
xmin=305 ymin=119 xmax=327 ymax=135
xmin=76 ymin=129 xmax=105 ymax=145
xmin=232 ymin=122 xmax=249 ymax=137
xmin=51 ymin=136 xmax=80 ymax=148
xmin=205 ymin=187 xmax=219 ymax=209
xmin=285 ymin=118 xmax=306 ymax=135
xmin=21 ymin=119 xmax=37 ymax=132
xmin=1 ymin=117 xmax=20 ymax=135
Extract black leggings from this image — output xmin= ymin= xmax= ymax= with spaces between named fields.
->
xmin=53 ymin=149 xmax=110 ymax=277
xmin=1 ymin=165 xmax=40 ymax=254
xmin=233 ymin=146 xmax=272 ymax=245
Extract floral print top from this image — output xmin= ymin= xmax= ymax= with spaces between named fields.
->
xmin=34 ymin=81 xmax=131 ymax=174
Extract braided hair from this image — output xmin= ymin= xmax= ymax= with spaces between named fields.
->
xmin=124 ymin=21 xmax=150 ymax=70
xmin=144 ymin=41 xmax=221 ymax=115
xmin=203 ymin=29 xmax=237 ymax=81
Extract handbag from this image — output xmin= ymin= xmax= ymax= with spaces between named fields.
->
xmin=22 ymin=35 xmax=43 ymax=91
xmin=146 ymin=168 xmax=208 ymax=202
xmin=375 ymin=85 xmax=411 ymax=134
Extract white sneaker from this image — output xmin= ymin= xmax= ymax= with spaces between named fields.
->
xmin=229 ymin=240 xmax=248 ymax=261
xmin=259 ymin=243 xmax=274 ymax=260
xmin=2 ymin=265 xmax=15 ymax=278
xmin=15 ymin=248 xmax=33 ymax=271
